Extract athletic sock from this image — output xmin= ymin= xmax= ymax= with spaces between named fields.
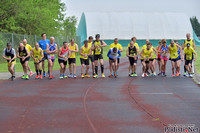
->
xmin=101 ymin=65 xmax=104 ymax=74
xmin=43 ymin=71 xmax=45 ymax=74
xmin=39 ymin=70 xmax=42 ymax=75
xmin=36 ymin=69 xmax=39 ymax=75
xmin=95 ymin=66 xmax=98 ymax=75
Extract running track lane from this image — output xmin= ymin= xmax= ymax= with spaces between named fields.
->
xmin=0 ymin=57 xmax=200 ymax=133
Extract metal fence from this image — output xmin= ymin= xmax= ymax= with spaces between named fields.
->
xmin=0 ymin=32 xmax=81 ymax=62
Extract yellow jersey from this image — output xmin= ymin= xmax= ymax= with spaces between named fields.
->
xmin=24 ymin=44 xmax=32 ymax=53
xmin=109 ymin=43 xmax=122 ymax=50
xmin=141 ymin=48 xmax=152 ymax=61
xmin=142 ymin=45 xmax=155 ymax=59
xmin=128 ymin=43 xmax=139 ymax=49
xmin=80 ymin=46 xmax=90 ymax=59
xmin=169 ymin=44 xmax=179 ymax=59
xmin=33 ymin=47 xmax=42 ymax=62
xmin=184 ymin=47 xmax=196 ymax=60
xmin=69 ymin=43 xmax=76 ymax=58
xmin=88 ymin=41 xmax=93 ymax=55
xmin=184 ymin=39 xmax=194 ymax=48
xmin=93 ymin=41 xmax=102 ymax=55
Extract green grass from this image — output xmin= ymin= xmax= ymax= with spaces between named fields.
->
xmin=0 ymin=46 xmax=127 ymax=72
xmin=195 ymin=51 xmax=200 ymax=73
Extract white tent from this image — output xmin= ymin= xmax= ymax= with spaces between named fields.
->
xmin=79 ymin=12 xmax=193 ymax=40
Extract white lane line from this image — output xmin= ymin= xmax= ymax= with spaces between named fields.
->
xmin=131 ymin=93 xmax=174 ymax=95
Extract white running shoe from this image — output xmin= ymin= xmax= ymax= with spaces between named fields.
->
xmin=68 ymin=74 xmax=73 ymax=78
xmin=142 ymin=73 xmax=145 ymax=77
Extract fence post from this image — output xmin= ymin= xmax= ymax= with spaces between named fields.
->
xmin=11 ymin=33 xmax=15 ymax=76
xmin=35 ymin=35 xmax=37 ymax=43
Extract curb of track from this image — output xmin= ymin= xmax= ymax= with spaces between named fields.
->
xmin=193 ymin=65 xmax=200 ymax=85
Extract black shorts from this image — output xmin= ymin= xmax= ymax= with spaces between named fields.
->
xmin=68 ymin=58 xmax=76 ymax=64
xmin=20 ymin=57 xmax=30 ymax=64
xmin=129 ymin=57 xmax=137 ymax=66
xmin=117 ymin=58 xmax=120 ymax=64
xmin=42 ymin=54 xmax=48 ymax=61
xmin=34 ymin=60 xmax=42 ymax=64
xmin=94 ymin=54 xmax=103 ymax=60
xmin=141 ymin=60 xmax=150 ymax=64
xmin=58 ymin=59 xmax=67 ymax=66
xmin=171 ymin=57 xmax=179 ymax=62
xmin=157 ymin=58 xmax=161 ymax=61
xmin=80 ymin=58 xmax=89 ymax=65
xmin=185 ymin=60 xmax=193 ymax=65
xmin=150 ymin=58 xmax=155 ymax=62
xmin=88 ymin=55 xmax=94 ymax=62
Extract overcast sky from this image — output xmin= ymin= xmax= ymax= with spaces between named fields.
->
xmin=62 ymin=0 xmax=200 ymax=24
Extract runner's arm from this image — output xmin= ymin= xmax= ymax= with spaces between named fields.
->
xmin=68 ymin=50 xmax=71 ymax=58
xmin=17 ymin=48 xmax=21 ymax=59
xmin=46 ymin=44 xmax=50 ymax=54
xmin=74 ymin=44 xmax=79 ymax=53
xmin=126 ymin=47 xmax=131 ymax=57
xmin=149 ymin=51 xmax=153 ymax=59
xmin=117 ymin=50 xmax=121 ymax=59
xmin=89 ymin=48 xmax=92 ymax=56
xmin=79 ymin=47 xmax=84 ymax=56
xmin=100 ymin=41 xmax=107 ymax=47
xmin=193 ymin=40 xmax=196 ymax=50
xmin=24 ymin=47 xmax=30 ymax=59
xmin=2 ymin=49 xmax=10 ymax=60
xmin=136 ymin=47 xmax=139 ymax=58
xmin=140 ymin=49 xmax=145 ymax=59
xmin=107 ymin=50 xmax=113 ymax=59
xmin=53 ymin=44 xmax=58 ymax=54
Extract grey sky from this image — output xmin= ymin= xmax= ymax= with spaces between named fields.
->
xmin=62 ymin=0 xmax=200 ymax=23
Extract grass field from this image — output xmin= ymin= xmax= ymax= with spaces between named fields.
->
xmin=0 ymin=46 xmax=127 ymax=72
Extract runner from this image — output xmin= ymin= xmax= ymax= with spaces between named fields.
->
xmin=127 ymin=37 xmax=140 ymax=76
xmin=23 ymin=39 xmax=33 ymax=76
xmin=140 ymin=43 xmax=153 ymax=77
xmin=38 ymin=33 xmax=50 ymax=77
xmin=156 ymin=41 xmax=162 ymax=75
xmin=141 ymin=40 xmax=151 ymax=74
xmin=92 ymin=34 xmax=107 ymax=78
xmin=31 ymin=42 xmax=44 ymax=79
xmin=126 ymin=41 xmax=139 ymax=77
xmin=68 ymin=39 xmax=79 ymax=78
xmin=80 ymin=40 xmax=92 ymax=78
xmin=160 ymin=39 xmax=168 ymax=77
xmin=183 ymin=43 xmax=197 ymax=77
xmin=58 ymin=41 xmax=71 ymax=79
xmin=88 ymin=36 xmax=95 ymax=76
xmin=107 ymin=47 xmax=121 ymax=78
xmin=2 ymin=42 xmax=16 ymax=80
xmin=17 ymin=43 xmax=30 ymax=80
xmin=176 ymin=41 xmax=182 ymax=76
xmin=183 ymin=33 xmax=196 ymax=76
xmin=149 ymin=43 xmax=157 ymax=76
xmin=168 ymin=40 xmax=182 ymax=77
xmin=109 ymin=38 xmax=123 ymax=76
xmin=46 ymin=37 xmax=57 ymax=79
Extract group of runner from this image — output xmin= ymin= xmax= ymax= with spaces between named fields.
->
xmin=2 ymin=33 xmax=197 ymax=80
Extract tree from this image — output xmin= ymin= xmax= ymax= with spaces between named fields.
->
xmin=62 ymin=16 xmax=77 ymax=40
xmin=190 ymin=16 xmax=200 ymax=36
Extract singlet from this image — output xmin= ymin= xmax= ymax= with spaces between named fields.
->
xmin=141 ymin=48 xmax=152 ymax=61
xmin=128 ymin=46 xmax=137 ymax=56
xmin=93 ymin=40 xmax=103 ymax=55
xmin=127 ymin=43 xmax=139 ymax=49
xmin=38 ymin=39 xmax=50 ymax=54
xmin=161 ymin=45 xmax=168 ymax=57
xmin=69 ymin=43 xmax=76 ymax=58
xmin=33 ymin=47 xmax=42 ymax=62
xmin=88 ymin=41 xmax=94 ymax=55
xmin=24 ymin=44 xmax=32 ymax=53
xmin=184 ymin=39 xmax=194 ymax=48
xmin=47 ymin=43 xmax=56 ymax=59
xmin=4 ymin=48 xmax=15 ymax=62
xmin=80 ymin=46 xmax=90 ymax=59
xmin=184 ymin=47 xmax=196 ymax=60
xmin=59 ymin=47 xmax=69 ymax=60
xmin=157 ymin=46 xmax=161 ymax=58
xmin=169 ymin=44 xmax=179 ymax=59
xmin=18 ymin=47 xmax=27 ymax=57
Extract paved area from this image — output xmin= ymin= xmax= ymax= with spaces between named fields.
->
xmin=0 ymin=58 xmax=200 ymax=133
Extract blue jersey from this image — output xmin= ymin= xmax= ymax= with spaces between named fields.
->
xmin=161 ymin=45 xmax=168 ymax=57
xmin=47 ymin=43 xmax=56 ymax=60
xmin=107 ymin=48 xmax=121 ymax=59
xmin=38 ymin=39 xmax=50 ymax=54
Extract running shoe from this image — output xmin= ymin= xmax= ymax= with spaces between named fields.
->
xmin=21 ymin=75 xmax=26 ymax=79
xmin=172 ymin=74 xmax=175 ymax=77
xmin=49 ymin=75 xmax=54 ymax=79
xmin=10 ymin=76 xmax=14 ymax=81
xmin=112 ymin=72 xmax=115 ymax=76
xmin=25 ymin=75 xmax=29 ymax=80
xmin=144 ymin=73 xmax=149 ymax=77
xmin=116 ymin=72 xmax=118 ymax=76
xmin=68 ymin=74 xmax=73 ymax=78
xmin=129 ymin=73 xmax=131 ymax=77
xmin=189 ymin=74 xmax=193 ymax=78
xmin=183 ymin=72 xmax=187 ymax=77
xmin=130 ymin=73 xmax=134 ymax=77
xmin=81 ymin=74 xmax=84 ymax=78
xmin=93 ymin=74 xmax=98 ymax=78
xmin=108 ymin=74 xmax=113 ymax=78
xmin=153 ymin=72 xmax=157 ymax=76
xmin=101 ymin=73 xmax=105 ymax=78
xmin=29 ymin=72 xmax=34 ymax=77
xmin=142 ymin=73 xmax=145 ymax=77
xmin=176 ymin=73 xmax=180 ymax=77
xmin=158 ymin=72 xmax=161 ymax=76
xmin=39 ymin=75 xmax=42 ymax=79
xmin=73 ymin=74 xmax=77 ymax=79
xmin=133 ymin=73 xmax=138 ymax=77
xmin=60 ymin=74 xmax=64 ymax=79
xmin=43 ymin=72 xmax=46 ymax=77
xmin=35 ymin=75 xmax=40 ymax=79
xmin=63 ymin=74 xmax=67 ymax=78
xmin=85 ymin=74 xmax=90 ymax=78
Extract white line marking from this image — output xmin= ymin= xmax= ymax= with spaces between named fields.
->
xmin=131 ymin=93 xmax=174 ymax=95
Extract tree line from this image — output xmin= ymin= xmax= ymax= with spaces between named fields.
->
xmin=0 ymin=0 xmax=77 ymax=39
xmin=190 ymin=17 xmax=200 ymax=37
